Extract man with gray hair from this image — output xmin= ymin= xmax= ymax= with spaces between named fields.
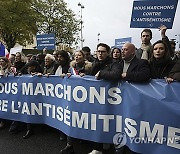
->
xmin=43 ymin=54 xmax=58 ymax=75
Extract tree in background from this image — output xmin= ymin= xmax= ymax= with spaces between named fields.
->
xmin=0 ymin=0 xmax=80 ymax=50
xmin=0 ymin=0 xmax=39 ymax=51
xmin=32 ymin=0 xmax=80 ymax=46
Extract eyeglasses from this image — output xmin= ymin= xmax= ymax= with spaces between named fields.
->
xmin=97 ymin=50 xmax=107 ymax=53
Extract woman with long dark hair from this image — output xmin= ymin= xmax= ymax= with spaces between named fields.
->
xmin=149 ymin=40 xmax=175 ymax=79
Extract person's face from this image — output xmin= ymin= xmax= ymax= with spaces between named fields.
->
xmin=84 ymin=51 xmax=90 ymax=59
xmin=27 ymin=56 xmax=32 ymax=61
xmin=96 ymin=46 xmax=108 ymax=61
xmin=141 ymin=32 xmax=151 ymax=44
xmin=74 ymin=51 xmax=84 ymax=64
xmin=45 ymin=57 xmax=53 ymax=66
xmin=57 ymin=54 xmax=65 ymax=63
xmin=15 ymin=53 xmax=21 ymax=62
xmin=0 ymin=59 xmax=7 ymax=68
xmin=121 ymin=44 xmax=134 ymax=61
xmin=153 ymin=43 xmax=166 ymax=59
xmin=113 ymin=49 xmax=121 ymax=59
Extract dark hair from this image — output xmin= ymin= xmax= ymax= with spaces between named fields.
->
xmin=150 ymin=40 xmax=170 ymax=61
xmin=82 ymin=46 xmax=91 ymax=53
xmin=57 ymin=50 xmax=70 ymax=63
xmin=111 ymin=48 xmax=121 ymax=58
xmin=0 ymin=57 xmax=9 ymax=63
xmin=141 ymin=29 xmax=152 ymax=39
xmin=97 ymin=43 xmax=110 ymax=53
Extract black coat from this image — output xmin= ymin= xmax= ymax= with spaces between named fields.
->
xmin=91 ymin=57 xmax=122 ymax=81
xmin=119 ymin=57 xmax=150 ymax=82
xmin=168 ymin=59 xmax=180 ymax=81
xmin=149 ymin=58 xmax=175 ymax=79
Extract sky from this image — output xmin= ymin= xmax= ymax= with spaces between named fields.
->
xmin=64 ymin=0 xmax=180 ymax=53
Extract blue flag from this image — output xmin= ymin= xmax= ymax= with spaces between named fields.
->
xmin=0 ymin=42 xmax=5 ymax=56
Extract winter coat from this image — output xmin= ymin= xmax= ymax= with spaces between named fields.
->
xmin=149 ymin=58 xmax=175 ymax=79
xmin=91 ymin=56 xmax=122 ymax=81
xmin=119 ymin=56 xmax=150 ymax=82
xmin=70 ymin=60 xmax=92 ymax=75
xmin=168 ymin=59 xmax=180 ymax=81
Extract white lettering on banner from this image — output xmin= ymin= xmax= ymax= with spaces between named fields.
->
xmin=2 ymin=99 xmax=179 ymax=150
xmin=72 ymin=112 xmax=88 ymax=129
xmin=142 ymin=12 xmax=161 ymax=16
xmin=99 ymin=115 xmax=115 ymax=132
xmin=64 ymin=108 xmax=70 ymax=126
xmin=108 ymin=88 xmax=122 ymax=105
xmin=73 ymin=86 xmax=87 ymax=103
xmin=124 ymin=118 xmax=137 ymax=138
xmin=146 ymin=5 xmax=174 ymax=10
xmin=89 ymin=87 xmax=105 ymax=104
xmin=139 ymin=121 xmax=164 ymax=144
xmin=0 ymin=82 xmax=18 ymax=94
xmin=0 ymin=100 xmax=8 ymax=112
xmin=134 ymin=18 xmax=171 ymax=22
xmin=21 ymin=102 xmax=30 ymax=115
xmin=167 ymin=127 xmax=180 ymax=149
xmin=133 ymin=5 xmax=174 ymax=11
xmin=21 ymin=83 xmax=122 ymax=105
xmin=31 ymin=103 xmax=42 ymax=115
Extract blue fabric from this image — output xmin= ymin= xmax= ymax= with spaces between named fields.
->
xmin=0 ymin=43 xmax=5 ymax=56
xmin=130 ymin=0 xmax=178 ymax=29
xmin=0 ymin=75 xmax=179 ymax=154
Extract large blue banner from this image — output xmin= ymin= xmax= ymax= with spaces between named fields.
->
xmin=0 ymin=75 xmax=179 ymax=154
xmin=130 ymin=0 xmax=178 ymax=29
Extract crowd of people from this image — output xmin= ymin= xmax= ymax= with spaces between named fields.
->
xmin=0 ymin=25 xmax=180 ymax=154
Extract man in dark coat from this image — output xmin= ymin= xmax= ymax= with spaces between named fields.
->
xmin=91 ymin=43 xmax=122 ymax=81
xmin=120 ymin=43 xmax=150 ymax=82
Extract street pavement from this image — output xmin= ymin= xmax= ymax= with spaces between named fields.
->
xmin=0 ymin=122 xmax=115 ymax=154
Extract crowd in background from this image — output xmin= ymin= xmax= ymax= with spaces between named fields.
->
xmin=0 ymin=25 xmax=180 ymax=154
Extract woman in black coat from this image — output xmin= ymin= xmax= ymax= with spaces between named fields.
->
xmin=149 ymin=40 xmax=175 ymax=79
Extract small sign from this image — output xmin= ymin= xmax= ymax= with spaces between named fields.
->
xmin=36 ymin=33 xmax=55 ymax=50
xmin=114 ymin=37 xmax=132 ymax=49
xmin=10 ymin=46 xmax=23 ymax=55
xmin=130 ymin=0 xmax=178 ymax=29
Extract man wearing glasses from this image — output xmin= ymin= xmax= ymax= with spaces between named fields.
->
xmin=91 ymin=43 xmax=122 ymax=81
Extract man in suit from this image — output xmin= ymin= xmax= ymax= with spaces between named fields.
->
xmin=120 ymin=43 xmax=150 ymax=82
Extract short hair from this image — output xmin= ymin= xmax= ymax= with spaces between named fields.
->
xmin=141 ymin=29 xmax=152 ymax=39
xmin=57 ymin=50 xmax=70 ymax=62
xmin=82 ymin=46 xmax=91 ymax=53
xmin=97 ymin=43 xmax=110 ymax=53
xmin=45 ymin=54 xmax=55 ymax=61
